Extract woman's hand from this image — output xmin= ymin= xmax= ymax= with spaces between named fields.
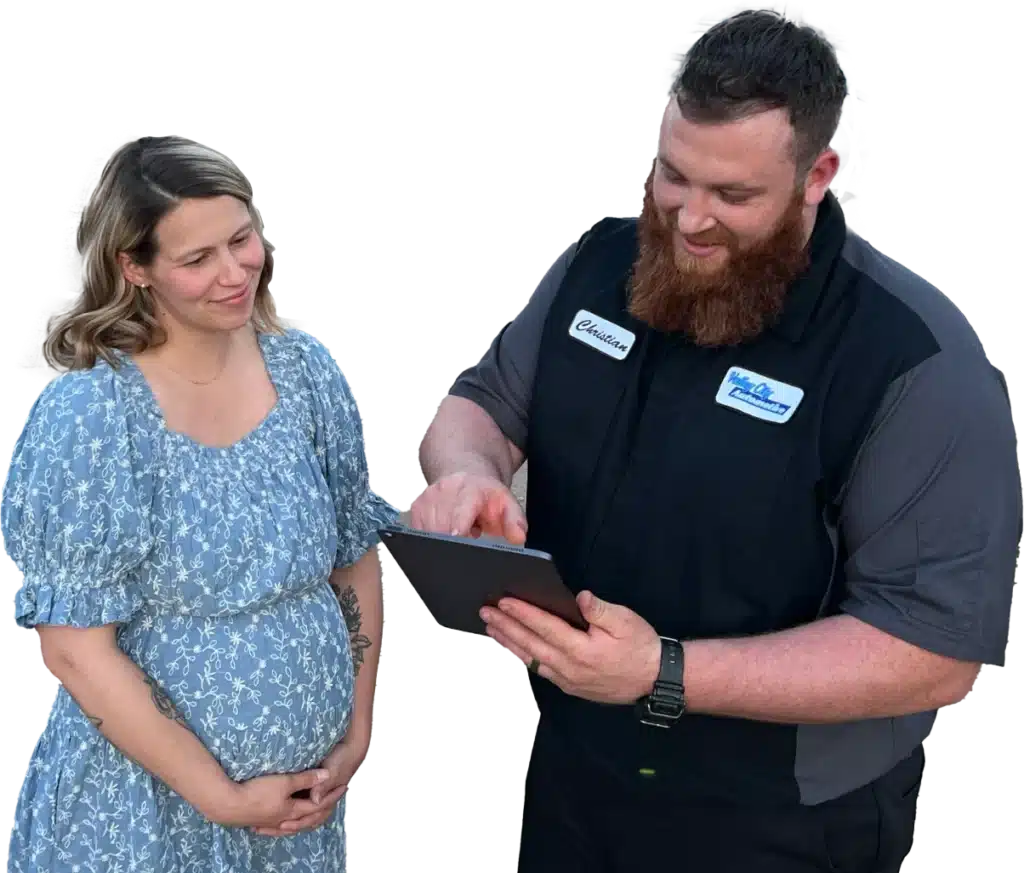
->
xmin=208 ymin=769 xmax=332 ymax=830
xmin=253 ymin=725 xmax=371 ymax=837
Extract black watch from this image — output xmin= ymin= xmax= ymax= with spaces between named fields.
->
xmin=637 ymin=636 xmax=685 ymax=728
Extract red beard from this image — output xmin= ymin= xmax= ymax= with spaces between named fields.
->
xmin=628 ymin=165 xmax=811 ymax=346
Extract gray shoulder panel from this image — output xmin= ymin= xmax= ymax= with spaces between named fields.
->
xmin=841 ymin=233 xmax=986 ymax=356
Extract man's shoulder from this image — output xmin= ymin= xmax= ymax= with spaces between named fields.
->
xmin=841 ymin=232 xmax=985 ymax=359
xmin=556 ymin=216 xmax=640 ymax=286
xmin=574 ymin=216 xmax=638 ymax=252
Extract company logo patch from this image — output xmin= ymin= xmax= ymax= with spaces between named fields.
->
xmin=568 ymin=310 xmax=635 ymax=360
xmin=715 ymin=366 xmax=804 ymax=424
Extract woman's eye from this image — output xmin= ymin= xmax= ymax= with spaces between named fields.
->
xmin=183 ymin=232 xmax=250 ymax=265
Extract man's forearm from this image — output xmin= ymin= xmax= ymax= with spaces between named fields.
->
xmin=680 ymin=614 xmax=980 ymax=724
xmin=419 ymin=395 xmax=521 ymax=485
xmin=40 ymin=629 xmax=235 ymax=819
xmin=331 ymin=548 xmax=384 ymax=740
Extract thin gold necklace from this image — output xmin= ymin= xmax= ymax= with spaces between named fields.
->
xmin=159 ymin=349 xmax=230 ymax=386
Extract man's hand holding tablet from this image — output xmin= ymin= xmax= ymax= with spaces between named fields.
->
xmin=398 ymin=469 xmax=661 ymax=706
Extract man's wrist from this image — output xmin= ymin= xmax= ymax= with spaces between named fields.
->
xmin=433 ymin=455 xmax=507 ymax=487
xmin=638 ymin=635 xmax=662 ymax=699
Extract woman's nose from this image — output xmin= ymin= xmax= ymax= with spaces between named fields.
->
xmin=220 ymin=252 xmax=247 ymax=286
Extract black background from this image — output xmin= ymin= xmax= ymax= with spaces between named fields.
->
xmin=4 ymin=8 xmax=1019 ymax=871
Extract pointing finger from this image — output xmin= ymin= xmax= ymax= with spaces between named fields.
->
xmin=449 ymin=487 xmax=487 ymax=537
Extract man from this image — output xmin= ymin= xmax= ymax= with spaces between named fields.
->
xmin=409 ymin=9 xmax=1021 ymax=872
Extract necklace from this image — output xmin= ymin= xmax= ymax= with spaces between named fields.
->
xmin=159 ymin=349 xmax=230 ymax=386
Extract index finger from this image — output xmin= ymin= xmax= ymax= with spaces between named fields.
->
xmin=449 ymin=486 xmax=488 ymax=537
xmin=283 ymin=797 xmax=321 ymax=820
xmin=495 ymin=597 xmax=588 ymax=650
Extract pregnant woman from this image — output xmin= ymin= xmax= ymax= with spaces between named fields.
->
xmin=1 ymin=136 xmax=397 ymax=872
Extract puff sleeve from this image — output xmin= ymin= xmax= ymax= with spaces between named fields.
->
xmin=1 ymin=369 xmax=155 ymax=628
xmin=298 ymin=333 xmax=399 ymax=568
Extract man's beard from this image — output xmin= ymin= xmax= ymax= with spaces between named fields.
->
xmin=628 ymin=166 xmax=811 ymax=346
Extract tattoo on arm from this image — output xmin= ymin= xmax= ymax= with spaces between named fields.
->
xmin=336 ymin=585 xmax=372 ymax=675
xmin=145 ymin=675 xmax=189 ymax=727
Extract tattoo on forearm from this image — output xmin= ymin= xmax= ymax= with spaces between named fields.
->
xmin=337 ymin=585 xmax=372 ymax=675
xmin=145 ymin=675 xmax=189 ymax=727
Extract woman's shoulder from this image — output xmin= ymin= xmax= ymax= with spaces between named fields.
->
xmin=264 ymin=326 xmax=337 ymax=364
xmin=264 ymin=327 xmax=352 ymax=393
xmin=21 ymin=358 xmax=137 ymax=437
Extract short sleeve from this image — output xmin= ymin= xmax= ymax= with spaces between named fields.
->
xmin=1 ymin=369 xmax=155 ymax=628
xmin=837 ymin=351 xmax=1021 ymax=666
xmin=298 ymin=333 xmax=399 ymax=568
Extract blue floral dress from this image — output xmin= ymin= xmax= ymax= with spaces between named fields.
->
xmin=1 ymin=328 xmax=398 ymax=872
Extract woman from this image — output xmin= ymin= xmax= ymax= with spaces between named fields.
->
xmin=1 ymin=136 xmax=397 ymax=872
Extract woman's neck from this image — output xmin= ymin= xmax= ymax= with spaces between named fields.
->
xmin=143 ymin=321 xmax=253 ymax=386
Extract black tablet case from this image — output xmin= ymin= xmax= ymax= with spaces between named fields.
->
xmin=379 ymin=525 xmax=588 ymax=635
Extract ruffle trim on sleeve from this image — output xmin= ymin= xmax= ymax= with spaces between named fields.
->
xmin=15 ymin=573 xmax=145 ymax=628
xmin=334 ymin=491 xmax=400 ymax=569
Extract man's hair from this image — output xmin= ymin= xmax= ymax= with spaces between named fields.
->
xmin=671 ymin=9 xmax=848 ymax=172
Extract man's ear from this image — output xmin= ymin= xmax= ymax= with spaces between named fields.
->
xmin=802 ymin=148 xmax=840 ymax=207
xmin=117 ymin=252 xmax=148 ymax=288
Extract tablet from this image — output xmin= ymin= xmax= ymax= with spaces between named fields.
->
xmin=379 ymin=524 xmax=588 ymax=636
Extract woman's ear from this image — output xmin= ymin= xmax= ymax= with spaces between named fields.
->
xmin=117 ymin=252 xmax=149 ymax=288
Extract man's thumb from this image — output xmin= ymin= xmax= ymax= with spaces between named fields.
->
xmin=577 ymin=590 xmax=610 ymax=625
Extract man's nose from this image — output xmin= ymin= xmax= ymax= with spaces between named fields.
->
xmin=675 ymin=195 xmax=716 ymax=236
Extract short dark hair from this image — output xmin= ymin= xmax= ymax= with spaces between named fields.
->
xmin=671 ymin=9 xmax=848 ymax=172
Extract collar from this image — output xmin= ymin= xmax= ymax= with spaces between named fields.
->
xmin=769 ymin=190 xmax=847 ymax=344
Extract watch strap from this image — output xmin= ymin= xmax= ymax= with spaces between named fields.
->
xmin=638 ymin=636 xmax=685 ymax=727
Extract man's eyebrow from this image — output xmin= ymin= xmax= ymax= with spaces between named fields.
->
xmin=174 ymin=220 xmax=254 ymax=261
xmin=657 ymin=154 xmax=765 ymax=195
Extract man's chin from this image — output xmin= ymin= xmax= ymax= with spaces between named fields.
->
xmin=673 ymin=245 xmax=730 ymax=277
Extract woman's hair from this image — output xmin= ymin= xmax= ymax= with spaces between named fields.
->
xmin=44 ymin=135 xmax=284 ymax=371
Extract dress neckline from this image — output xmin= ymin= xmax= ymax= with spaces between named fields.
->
xmin=116 ymin=330 xmax=286 ymax=455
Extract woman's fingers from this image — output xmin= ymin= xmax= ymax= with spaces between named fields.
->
xmin=253 ymin=783 xmax=347 ymax=837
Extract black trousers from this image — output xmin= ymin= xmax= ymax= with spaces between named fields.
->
xmin=518 ymin=719 xmax=924 ymax=873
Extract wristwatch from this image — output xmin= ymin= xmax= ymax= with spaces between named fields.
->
xmin=637 ymin=636 xmax=685 ymax=728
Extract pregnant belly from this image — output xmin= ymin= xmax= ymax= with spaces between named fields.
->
xmin=125 ymin=586 xmax=354 ymax=781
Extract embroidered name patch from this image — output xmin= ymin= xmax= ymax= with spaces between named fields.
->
xmin=715 ymin=366 xmax=804 ymax=424
xmin=568 ymin=310 xmax=635 ymax=360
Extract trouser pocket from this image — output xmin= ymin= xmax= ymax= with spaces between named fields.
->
xmin=817 ymin=746 xmax=924 ymax=873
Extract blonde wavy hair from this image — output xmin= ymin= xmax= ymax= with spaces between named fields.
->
xmin=44 ymin=135 xmax=284 ymax=371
